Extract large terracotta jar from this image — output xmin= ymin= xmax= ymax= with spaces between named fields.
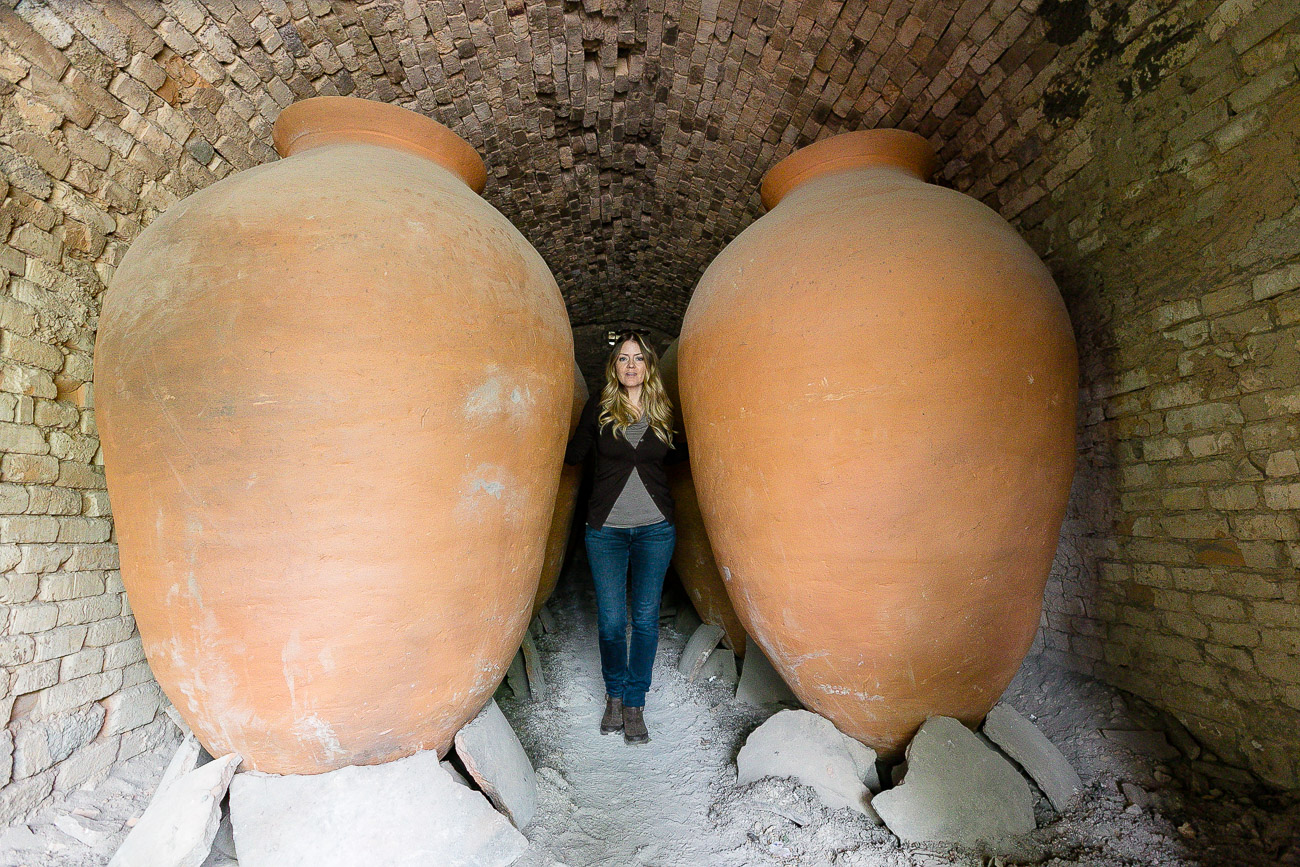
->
xmin=659 ymin=341 xmax=746 ymax=654
xmin=532 ymin=361 xmax=588 ymax=616
xmin=95 ymin=97 xmax=573 ymax=774
xmin=678 ymin=130 xmax=1077 ymax=756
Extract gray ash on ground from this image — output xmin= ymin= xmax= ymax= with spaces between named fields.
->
xmin=504 ymin=564 xmax=1300 ymax=866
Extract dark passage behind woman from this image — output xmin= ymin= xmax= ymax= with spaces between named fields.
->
xmin=563 ymin=331 xmax=685 ymax=744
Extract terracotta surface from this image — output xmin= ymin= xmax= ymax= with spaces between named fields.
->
xmin=678 ymin=130 xmax=1078 ymax=757
xmin=533 ymin=361 xmax=588 ymax=616
xmin=95 ymin=96 xmax=573 ymax=774
xmin=659 ymin=342 xmax=747 ymax=655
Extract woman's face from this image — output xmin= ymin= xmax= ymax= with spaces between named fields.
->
xmin=615 ymin=339 xmax=647 ymax=390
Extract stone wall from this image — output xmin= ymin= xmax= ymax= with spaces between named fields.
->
xmin=947 ymin=1 xmax=1300 ymax=788
xmin=0 ymin=2 xmax=192 ymax=824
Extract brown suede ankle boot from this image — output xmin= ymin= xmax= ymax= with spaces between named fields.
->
xmin=600 ymin=695 xmax=623 ymax=734
xmin=623 ymin=704 xmax=649 ymax=744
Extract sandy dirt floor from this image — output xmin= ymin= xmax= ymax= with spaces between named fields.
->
xmin=2 ymin=558 xmax=1297 ymax=866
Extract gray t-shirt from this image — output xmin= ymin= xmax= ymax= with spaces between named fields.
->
xmin=602 ymin=416 xmax=667 ymax=528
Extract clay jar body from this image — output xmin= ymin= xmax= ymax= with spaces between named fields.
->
xmin=533 ymin=362 xmax=588 ymax=616
xmin=659 ymin=342 xmax=746 ymax=654
xmin=678 ymin=130 xmax=1077 ymax=756
xmin=95 ymin=97 xmax=573 ymax=774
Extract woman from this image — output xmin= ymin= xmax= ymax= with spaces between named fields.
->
xmin=564 ymin=331 xmax=684 ymax=744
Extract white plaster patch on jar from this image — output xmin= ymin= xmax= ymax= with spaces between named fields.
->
xmin=165 ymin=615 xmax=261 ymax=758
xmin=782 ymin=648 xmax=831 ymax=672
xmin=464 ymin=373 xmax=504 ymax=420
xmin=455 ymin=464 xmax=527 ymax=526
xmin=471 ymin=658 xmax=505 ymax=693
xmin=473 ymin=478 xmax=506 ymax=499
xmin=295 ymin=713 xmax=345 ymax=761
xmin=463 ymin=364 xmax=538 ymax=425
xmin=281 ymin=630 xmax=307 ymax=708
xmin=281 ymin=631 xmax=347 ymax=762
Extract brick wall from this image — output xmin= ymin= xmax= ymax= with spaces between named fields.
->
xmin=0 ymin=2 xmax=190 ymax=823
xmin=1 ymin=0 xmax=1297 ymax=824
xmin=936 ymin=1 xmax=1300 ymax=788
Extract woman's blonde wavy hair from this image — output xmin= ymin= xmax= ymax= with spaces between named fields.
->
xmin=599 ymin=332 xmax=675 ymax=445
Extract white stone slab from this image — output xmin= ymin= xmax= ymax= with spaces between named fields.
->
xmin=983 ymin=703 xmax=1081 ymax=811
xmin=442 ymin=760 xmax=472 ymax=788
xmin=873 ymin=717 xmax=1035 ymax=847
xmin=455 ymin=699 xmax=538 ymax=830
xmin=199 ymin=815 xmax=237 ymax=867
xmin=673 ymin=605 xmax=702 ymax=637
xmin=153 ymin=736 xmax=203 ymax=802
xmin=737 ymin=709 xmax=881 ymax=821
xmin=110 ymin=753 xmax=241 ymax=867
xmin=678 ymin=623 xmax=724 ymax=682
xmin=699 ymin=648 xmax=738 ymax=688
xmin=507 ymin=649 xmax=530 ymax=700
xmin=735 ymin=637 xmax=799 ymax=708
xmin=521 ymin=631 xmax=547 ymax=695
xmin=229 ymin=749 xmax=526 ymax=867
xmin=53 ymin=814 xmax=108 ymax=847
xmin=163 ymin=705 xmax=194 ymax=739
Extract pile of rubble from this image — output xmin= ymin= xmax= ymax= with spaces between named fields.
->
xmin=735 ymin=705 xmax=1080 ymax=851
xmin=98 ymin=697 xmax=540 ymax=867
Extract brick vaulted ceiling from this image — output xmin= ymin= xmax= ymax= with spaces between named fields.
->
xmin=1 ymin=0 xmax=1199 ymax=335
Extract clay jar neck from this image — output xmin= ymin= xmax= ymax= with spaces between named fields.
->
xmin=273 ymin=96 xmax=488 ymax=195
xmin=760 ymin=130 xmax=938 ymax=211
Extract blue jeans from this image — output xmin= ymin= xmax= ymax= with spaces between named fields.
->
xmin=585 ymin=520 xmax=676 ymax=708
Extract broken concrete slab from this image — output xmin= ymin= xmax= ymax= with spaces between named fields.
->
xmin=673 ymin=604 xmax=702 ymax=637
xmin=1161 ymin=716 xmax=1202 ymax=760
xmin=699 ymin=648 xmax=738 ymax=688
xmin=53 ymin=813 xmax=109 ymax=847
xmin=199 ymin=811 xmax=236 ymax=867
xmin=109 ymin=752 xmax=241 ymax=867
xmin=229 ymin=749 xmax=526 ymax=867
xmin=455 ymin=699 xmax=538 ymax=830
xmin=1101 ymin=729 xmax=1181 ymax=762
xmin=441 ymin=760 xmax=472 ymax=788
xmin=521 ymin=631 xmax=547 ymax=695
xmin=211 ymin=808 xmax=236 ymax=859
xmin=873 ymin=716 xmax=1034 ymax=847
xmin=153 ymin=736 xmax=202 ymax=801
xmin=536 ymin=605 xmax=556 ymax=634
xmin=735 ymin=637 xmax=799 ymax=709
xmin=982 ymin=703 xmax=1081 ymax=812
xmin=507 ymin=649 xmax=530 ymax=700
xmin=737 ymin=709 xmax=881 ymax=821
xmin=848 ymin=739 xmax=881 ymax=794
xmin=678 ymin=622 xmax=724 ymax=682
xmin=163 ymin=705 xmax=194 ymax=739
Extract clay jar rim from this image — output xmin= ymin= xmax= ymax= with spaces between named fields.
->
xmin=759 ymin=129 xmax=938 ymax=211
xmin=273 ymin=95 xmax=488 ymax=195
